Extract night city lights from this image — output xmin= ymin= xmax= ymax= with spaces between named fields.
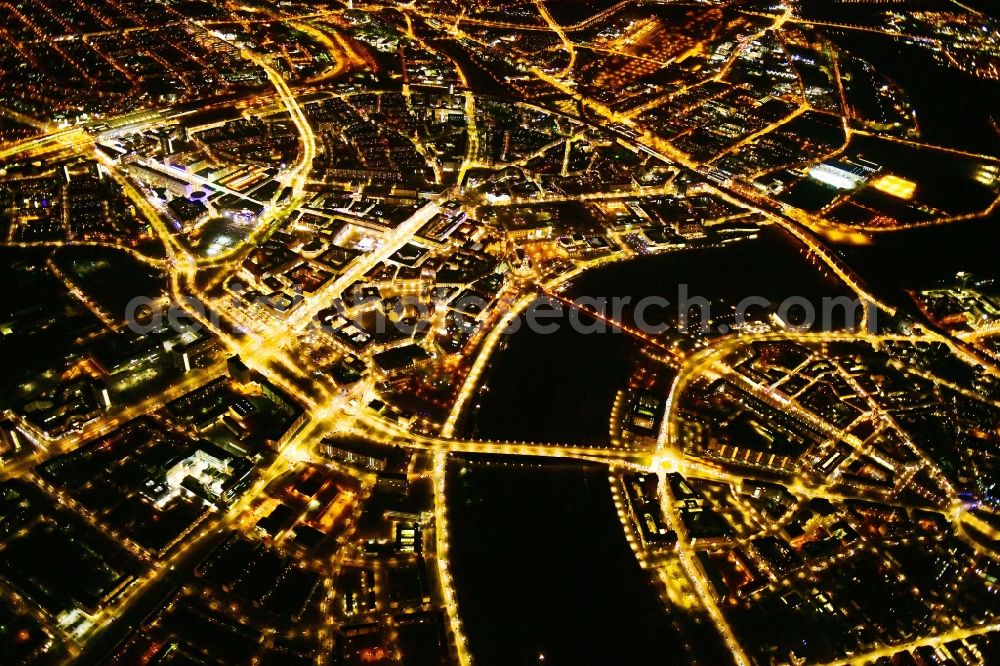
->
xmin=0 ymin=1 xmax=998 ymax=665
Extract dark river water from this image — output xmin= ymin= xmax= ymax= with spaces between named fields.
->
xmin=448 ymin=211 xmax=1000 ymax=661
xmin=464 ymin=227 xmax=854 ymax=445
xmin=446 ymin=459 xmax=714 ymax=666
xmin=450 ymin=229 xmax=848 ymax=664
xmin=835 ymin=210 xmax=1000 ymax=309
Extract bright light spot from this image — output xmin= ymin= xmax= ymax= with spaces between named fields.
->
xmin=871 ymin=174 xmax=917 ymax=200
xmin=975 ymin=165 xmax=998 ymax=187
xmin=807 ymin=163 xmax=866 ymax=190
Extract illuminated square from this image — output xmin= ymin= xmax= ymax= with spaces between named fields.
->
xmin=871 ymin=174 xmax=917 ymax=199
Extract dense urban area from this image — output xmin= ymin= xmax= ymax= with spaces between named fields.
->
xmin=0 ymin=0 xmax=998 ymax=665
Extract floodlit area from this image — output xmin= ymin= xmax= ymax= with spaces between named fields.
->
xmin=871 ymin=174 xmax=917 ymax=200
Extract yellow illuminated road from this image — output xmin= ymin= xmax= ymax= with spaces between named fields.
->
xmin=2 ymin=4 xmax=999 ymax=664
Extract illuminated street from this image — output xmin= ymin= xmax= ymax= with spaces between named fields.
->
xmin=0 ymin=1 xmax=999 ymax=665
